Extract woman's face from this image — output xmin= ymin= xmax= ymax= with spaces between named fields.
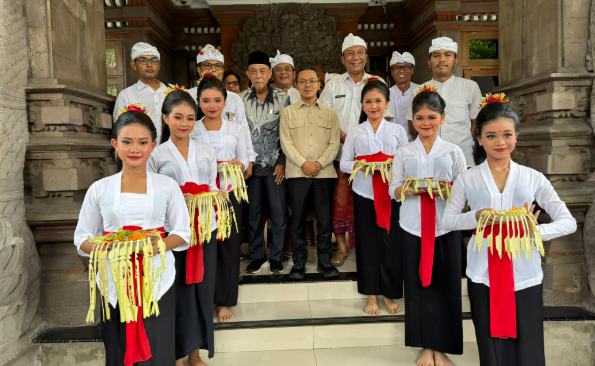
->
xmin=163 ymin=102 xmax=196 ymax=140
xmin=362 ymin=89 xmax=387 ymax=121
xmin=223 ymin=75 xmax=241 ymax=94
xmin=477 ymin=117 xmax=518 ymax=161
xmin=413 ymin=106 xmax=444 ymax=138
xmin=111 ymin=123 xmax=156 ymax=169
xmin=199 ymin=88 xmax=226 ymax=119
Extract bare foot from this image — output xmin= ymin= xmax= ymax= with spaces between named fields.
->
xmin=417 ymin=349 xmax=435 ymax=366
xmin=216 ymin=305 xmax=234 ymax=322
xmin=364 ymin=295 xmax=380 ymax=315
xmin=433 ymin=351 xmax=452 ymax=366
xmin=188 ymin=349 xmax=208 ymax=366
xmin=382 ymin=297 xmax=402 ymax=314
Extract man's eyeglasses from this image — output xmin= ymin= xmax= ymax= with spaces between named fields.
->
xmin=202 ymin=62 xmax=224 ymax=71
xmin=224 ymin=81 xmax=239 ymax=87
xmin=297 ymin=79 xmax=320 ymax=86
xmin=135 ymin=57 xmax=160 ymax=65
xmin=390 ymin=65 xmax=413 ymax=72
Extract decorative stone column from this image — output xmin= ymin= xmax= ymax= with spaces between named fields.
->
xmin=0 ymin=0 xmax=43 ymax=363
xmin=497 ymin=0 xmax=594 ymax=306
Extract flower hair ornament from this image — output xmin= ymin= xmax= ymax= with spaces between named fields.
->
xmin=480 ymin=93 xmax=510 ymax=109
xmin=363 ymin=76 xmax=381 ymax=84
xmin=116 ymin=102 xmax=150 ymax=120
xmin=197 ymin=72 xmax=217 ymax=85
xmin=164 ymin=84 xmax=187 ymax=97
xmin=417 ymin=84 xmax=438 ymax=94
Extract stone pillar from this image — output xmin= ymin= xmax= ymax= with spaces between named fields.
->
xmin=23 ymin=0 xmax=116 ymax=327
xmin=0 ymin=0 xmax=43 ymax=364
xmin=497 ymin=0 xmax=594 ymax=306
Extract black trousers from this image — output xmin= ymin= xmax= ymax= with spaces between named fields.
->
xmin=287 ymin=178 xmax=333 ymax=264
xmin=402 ymin=230 xmax=463 ymax=355
xmin=101 ymin=282 xmax=176 ymax=366
xmin=468 ymin=279 xmax=545 ymax=366
xmin=215 ymin=191 xmax=242 ymax=306
xmin=353 ymin=193 xmax=403 ymax=298
xmin=173 ymin=234 xmax=217 ymax=360
xmin=247 ymin=174 xmax=287 ymax=261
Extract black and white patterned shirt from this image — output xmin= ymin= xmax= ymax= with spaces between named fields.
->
xmin=239 ymin=87 xmax=290 ymax=176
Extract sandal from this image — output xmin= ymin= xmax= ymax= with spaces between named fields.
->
xmin=331 ymin=253 xmax=348 ymax=267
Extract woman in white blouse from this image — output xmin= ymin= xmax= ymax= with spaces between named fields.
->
xmin=442 ymin=100 xmax=576 ymax=366
xmin=340 ymin=79 xmax=408 ymax=316
xmin=192 ymin=76 xmax=248 ymax=324
xmin=74 ymin=109 xmax=190 ymax=366
xmin=147 ymin=89 xmax=218 ymax=366
xmin=389 ymin=90 xmax=467 ymax=366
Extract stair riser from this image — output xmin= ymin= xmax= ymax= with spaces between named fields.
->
xmin=214 ymin=319 xmax=477 ymax=353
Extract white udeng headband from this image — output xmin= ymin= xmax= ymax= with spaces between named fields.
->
xmin=390 ymin=51 xmax=415 ymax=66
xmin=429 ymin=36 xmax=458 ymax=54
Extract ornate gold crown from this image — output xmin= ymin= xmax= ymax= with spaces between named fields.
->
xmin=116 ymin=103 xmax=150 ymax=120
xmin=480 ymin=93 xmax=510 ymax=109
xmin=418 ymin=84 xmax=438 ymax=93
xmin=164 ymin=84 xmax=188 ymax=97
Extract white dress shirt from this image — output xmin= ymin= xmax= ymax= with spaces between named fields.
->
xmin=320 ymin=72 xmax=395 ymax=160
xmin=406 ymin=76 xmax=482 ymax=167
xmin=113 ymin=80 xmax=168 ymax=144
xmin=192 ymin=118 xmax=249 ymax=190
xmin=73 ymin=172 xmax=191 ymax=307
xmin=147 ymin=139 xmax=218 ymax=232
xmin=340 ymin=120 xmax=408 ymax=200
xmin=390 ymin=82 xmax=418 ymax=141
xmin=189 ymin=88 xmax=256 ymax=162
xmin=286 ymin=86 xmax=301 ymax=104
xmin=442 ymin=160 xmax=577 ymax=291
xmin=389 ymin=136 xmax=467 ymax=237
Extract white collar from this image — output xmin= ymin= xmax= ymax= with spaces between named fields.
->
xmin=197 ymin=117 xmax=228 ymax=148
xmin=112 ymin=171 xmax=154 ymax=228
xmin=342 ymin=72 xmax=369 ymax=86
xmin=414 ymin=135 xmax=443 ymax=156
xmin=135 ymin=79 xmax=165 ymax=91
xmin=431 ymin=75 xmax=456 ymax=86
xmin=166 ymin=139 xmax=197 ymax=184
xmin=479 ymin=159 xmax=519 ymax=209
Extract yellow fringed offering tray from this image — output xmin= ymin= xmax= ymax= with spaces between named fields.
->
xmin=474 ymin=207 xmax=544 ymax=260
xmin=348 ymin=159 xmax=393 ymax=185
xmin=400 ymin=177 xmax=452 ymax=203
xmin=185 ymin=191 xmax=238 ymax=246
xmin=86 ymin=229 xmax=167 ymax=324
xmin=217 ymin=162 xmax=249 ymax=203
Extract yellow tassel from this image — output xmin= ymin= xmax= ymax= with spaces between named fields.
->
xmin=185 ymin=191 xmax=237 ymax=246
xmin=217 ymin=162 xmax=249 ymax=203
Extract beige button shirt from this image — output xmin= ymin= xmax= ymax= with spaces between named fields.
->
xmin=280 ymin=99 xmax=340 ymax=179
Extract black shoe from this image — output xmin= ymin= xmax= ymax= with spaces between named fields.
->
xmin=317 ymin=263 xmax=339 ymax=278
xmin=246 ymin=257 xmax=268 ymax=274
xmin=269 ymin=259 xmax=284 ymax=274
xmin=289 ymin=262 xmax=306 ymax=280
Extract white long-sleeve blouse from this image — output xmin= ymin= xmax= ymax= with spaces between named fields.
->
xmin=73 ymin=172 xmax=191 ymax=307
xmin=388 ymin=136 xmax=467 ymax=237
xmin=340 ymin=119 xmax=408 ymax=200
xmin=442 ymin=159 xmax=577 ymax=290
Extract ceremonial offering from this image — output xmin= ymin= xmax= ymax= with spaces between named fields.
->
xmin=185 ymin=191 xmax=237 ymax=245
xmin=217 ymin=161 xmax=249 ymax=203
xmin=474 ymin=207 xmax=544 ymax=260
xmin=86 ymin=228 xmax=167 ymax=324
xmin=400 ymin=177 xmax=452 ymax=202
xmin=348 ymin=157 xmax=392 ymax=184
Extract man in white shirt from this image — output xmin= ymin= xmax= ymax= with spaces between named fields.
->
xmin=406 ymin=36 xmax=482 ymax=168
xmin=270 ymin=50 xmax=301 ymax=104
xmin=188 ymin=44 xmax=256 ymax=178
xmin=113 ymin=42 xmax=168 ymax=143
xmin=389 ymin=51 xmax=418 ymax=141
xmin=319 ymin=33 xmax=394 ymax=266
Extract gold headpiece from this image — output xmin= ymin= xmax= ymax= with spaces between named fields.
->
xmin=116 ymin=103 xmax=150 ymax=120
xmin=480 ymin=93 xmax=510 ymax=109
xmin=164 ymin=84 xmax=187 ymax=97
xmin=418 ymin=84 xmax=438 ymax=93
xmin=363 ymin=76 xmax=381 ymax=84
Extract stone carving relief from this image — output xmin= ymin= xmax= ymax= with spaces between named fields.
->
xmin=583 ymin=200 xmax=595 ymax=298
xmin=230 ymin=4 xmax=345 ymax=77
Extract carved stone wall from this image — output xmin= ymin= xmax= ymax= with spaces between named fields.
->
xmin=230 ymin=4 xmax=345 ymax=76
xmin=0 ymin=0 xmax=43 ymax=363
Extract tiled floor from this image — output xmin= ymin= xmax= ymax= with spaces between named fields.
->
xmin=182 ymin=344 xmax=481 ymax=366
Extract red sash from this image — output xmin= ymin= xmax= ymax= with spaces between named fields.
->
xmin=104 ymin=225 xmax=165 ymax=366
xmin=474 ymin=221 xmax=524 ymax=339
xmin=356 ymin=153 xmax=394 ymax=233
xmin=179 ymin=182 xmax=210 ymax=284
